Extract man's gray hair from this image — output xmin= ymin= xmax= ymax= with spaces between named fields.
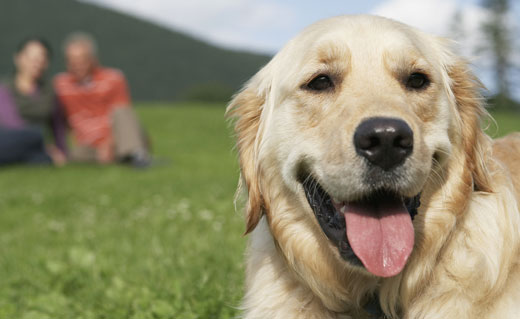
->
xmin=63 ymin=31 xmax=98 ymax=56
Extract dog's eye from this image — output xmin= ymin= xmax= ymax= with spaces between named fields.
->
xmin=307 ymin=75 xmax=334 ymax=91
xmin=406 ymin=73 xmax=429 ymax=90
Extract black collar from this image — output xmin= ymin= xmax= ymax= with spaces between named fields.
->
xmin=363 ymin=294 xmax=384 ymax=318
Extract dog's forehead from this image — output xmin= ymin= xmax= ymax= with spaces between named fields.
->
xmin=255 ymin=15 xmax=449 ymax=104
xmin=279 ymin=15 xmax=430 ymax=71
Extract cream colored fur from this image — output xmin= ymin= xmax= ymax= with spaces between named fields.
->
xmin=227 ymin=15 xmax=520 ymax=319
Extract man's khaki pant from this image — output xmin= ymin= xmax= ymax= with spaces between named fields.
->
xmin=69 ymin=108 xmax=148 ymax=162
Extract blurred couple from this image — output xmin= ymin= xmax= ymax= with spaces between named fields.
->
xmin=0 ymin=33 xmax=151 ymax=168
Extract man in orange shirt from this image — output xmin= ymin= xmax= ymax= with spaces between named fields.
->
xmin=54 ymin=32 xmax=150 ymax=167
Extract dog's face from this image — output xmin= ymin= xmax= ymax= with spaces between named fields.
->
xmin=229 ymin=15 xmax=489 ymax=281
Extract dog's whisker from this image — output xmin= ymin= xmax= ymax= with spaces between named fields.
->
xmin=427 ymin=158 xmax=450 ymax=209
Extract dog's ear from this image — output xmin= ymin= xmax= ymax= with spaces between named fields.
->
xmin=448 ymin=59 xmax=493 ymax=193
xmin=226 ymin=85 xmax=268 ymax=234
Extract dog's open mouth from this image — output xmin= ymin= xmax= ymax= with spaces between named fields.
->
xmin=301 ymin=175 xmax=420 ymax=277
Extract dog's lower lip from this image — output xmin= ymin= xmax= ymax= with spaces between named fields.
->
xmin=301 ymin=175 xmax=361 ymax=265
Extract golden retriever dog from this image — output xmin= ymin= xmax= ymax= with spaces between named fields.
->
xmin=226 ymin=15 xmax=520 ymax=319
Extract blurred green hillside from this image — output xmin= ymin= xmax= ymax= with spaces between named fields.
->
xmin=0 ymin=0 xmax=270 ymax=101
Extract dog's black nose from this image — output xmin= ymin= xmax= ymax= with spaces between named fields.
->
xmin=354 ymin=117 xmax=413 ymax=170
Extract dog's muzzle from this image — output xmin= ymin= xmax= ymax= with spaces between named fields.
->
xmin=301 ymin=174 xmax=420 ymax=277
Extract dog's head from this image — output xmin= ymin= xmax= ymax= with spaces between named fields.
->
xmin=227 ymin=15 xmax=491 ymax=281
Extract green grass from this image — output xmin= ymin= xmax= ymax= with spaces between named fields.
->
xmin=0 ymin=104 xmax=518 ymax=319
xmin=0 ymin=103 xmax=243 ymax=319
xmin=487 ymin=111 xmax=520 ymax=138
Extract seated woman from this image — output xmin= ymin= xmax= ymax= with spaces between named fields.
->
xmin=0 ymin=37 xmax=67 ymax=166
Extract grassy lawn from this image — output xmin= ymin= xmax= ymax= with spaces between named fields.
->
xmin=0 ymin=103 xmax=242 ymax=319
xmin=487 ymin=111 xmax=520 ymax=138
xmin=0 ymin=104 xmax=518 ymax=319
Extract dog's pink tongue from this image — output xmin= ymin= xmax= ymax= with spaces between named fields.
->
xmin=343 ymin=199 xmax=414 ymax=277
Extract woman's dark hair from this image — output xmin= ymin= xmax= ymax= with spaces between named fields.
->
xmin=16 ymin=36 xmax=53 ymax=60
